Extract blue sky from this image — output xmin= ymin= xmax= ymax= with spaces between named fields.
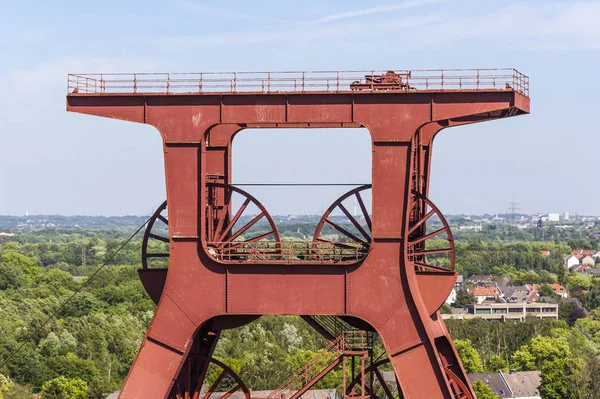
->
xmin=0 ymin=0 xmax=599 ymax=216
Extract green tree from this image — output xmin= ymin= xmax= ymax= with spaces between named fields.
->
xmin=0 ymin=261 xmax=28 ymax=290
xmin=511 ymin=347 xmax=536 ymax=371
xmin=86 ymin=376 xmax=113 ymax=399
xmin=511 ymin=336 xmax=571 ymax=398
xmin=0 ymin=250 xmax=41 ymax=275
xmin=486 ymin=354 xmax=508 ymax=372
xmin=568 ymin=306 xmax=588 ymax=327
xmin=454 ymin=339 xmax=483 ymax=373
xmin=539 ymin=359 xmax=569 ymax=399
xmin=567 ymin=274 xmax=591 ymax=292
xmin=538 ymin=284 xmax=555 ymax=298
xmin=453 ymin=287 xmax=475 ymax=308
xmin=0 ymin=374 xmax=12 ymax=399
xmin=3 ymin=383 xmax=33 ymax=399
xmin=40 ymin=377 xmax=88 ymax=399
xmin=563 ymin=356 xmax=599 ymax=399
xmin=567 ymin=239 xmax=595 ymax=250
xmin=44 ymin=352 xmax=99 ymax=381
xmin=472 ymin=380 xmax=499 ymax=399
xmin=529 ymin=335 xmax=571 ymax=365
xmin=558 ymin=301 xmax=578 ymax=324
xmin=285 ymin=349 xmax=342 ymax=389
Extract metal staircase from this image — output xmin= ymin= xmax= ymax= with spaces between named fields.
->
xmin=267 ymin=331 xmax=370 ymax=399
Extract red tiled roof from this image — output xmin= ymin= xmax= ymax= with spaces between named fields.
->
xmin=528 ymin=283 xmax=566 ymax=294
xmin=549 ymin=283 xmax=567 ymax=293
xmin=470 ymin=286 xmax=500 ymax=296
xmin=572 ymin=249 xmax=595 ymax=257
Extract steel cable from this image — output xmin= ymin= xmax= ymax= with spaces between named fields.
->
xmin=234 ymin=183 xmax=368 ymax=186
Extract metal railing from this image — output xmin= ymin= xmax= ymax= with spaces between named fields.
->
xmin=341 ymin=330 xmax=370 ymax=352
xmin=206 ymin=241 xmax=367 ymax=264
xmin=67 ymin=68 xmax=529 ymax=97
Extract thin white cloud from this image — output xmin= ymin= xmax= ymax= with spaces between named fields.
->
xmin=315 ymin=0 xmax=443 ymax=23
xmin=150 ymin=13 xmax=444 ymax=50
xmin=130 ymin=1 xmax=600 ymax=53
xmin=177 ymin=0 xmax=277 ymax=22
xmin=417 ymin=2 xmax=600 ymax=50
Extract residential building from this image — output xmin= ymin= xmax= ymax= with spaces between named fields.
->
xmin=381 ymin=370 xmax=541 ymax=399
xmin=470 ymin=286 xmax=501 ymax=304
xmin=573 ymin=265 xmax=591 ymax=273
xmin=442 ymin=303 xmax=558 ymax=321
xmin=580 ymin=255 xmax=595 ymax=266
xmin=565 ymin=255 xmax=580 ymax=270
xmin=572 ymin=249 xmax=595 ymax=257
xmin=541 ymin=296 xmax=583 ymax=309
xmin=540 ymin=250 xmax=550 ymax=257
xmin=446 ymin=287 xmax=457 ymax=305
xmin=469 ymin=371 xmax=541 ymax=399
xmin=548 ymin=283 xmax=568 ymax=298
xmin=548 ymin=213 xmax=560 ymax=222
xmin=455 ymin=275 xmax=464 ymax=288
xmin=494 ymin=277 xmax=511 ymax=293
xmin=502 ymin=285 xmax=537 ymax=303
xmin=449 ymin=307 xmax=468 ymax=316
xmin=568 ymin=250 xmax=597 ymax=267
xmin=469 ymin=372 xmax=510 ymax=397
xmin=465 ymin=274 xmax=492 ymax=285
xmin=584 ymin=267 xmax=600 ymax=276
xmin=527 ymin=283 xmax=568 ymax=298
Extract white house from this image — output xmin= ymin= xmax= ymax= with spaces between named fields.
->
xmin=565 ymin=255 xmax=580 ymax=270
xmin=446 ymin=288 xmax=457 ymax=305
xmin=470 ymin=286 xmax=501 ymax=304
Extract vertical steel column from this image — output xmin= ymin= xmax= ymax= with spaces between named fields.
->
xmin=366 ymin=136 xmax=452 ymax=398
xmin=414 ymin=122 xmax=475 ymax=396
xmin=203 ymin=124 xmax=242 ymax=242
xmin=343 ymin=356 xmax=347 ymax=398
xmin=360 ymin=353 xmax=365 ymax=399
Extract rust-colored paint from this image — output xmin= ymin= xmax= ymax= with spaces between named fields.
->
xmin=66 ymin=69 xmax=530 ymax=399
xmin=416 ymin=271 xmax=457 ymax=316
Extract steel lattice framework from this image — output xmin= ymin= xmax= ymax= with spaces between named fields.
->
xmin=66 ymin=69 xmax=530 ymax=399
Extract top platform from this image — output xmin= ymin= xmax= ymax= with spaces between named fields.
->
xmin=67 ymin=68 xmax=529 ymax=97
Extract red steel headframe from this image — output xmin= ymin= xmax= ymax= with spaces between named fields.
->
xmin=66 ymin=69 xmax=530 ymax=399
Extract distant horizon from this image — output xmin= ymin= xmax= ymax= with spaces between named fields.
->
xmin=0 ymin=211 xmax=594 ymax=218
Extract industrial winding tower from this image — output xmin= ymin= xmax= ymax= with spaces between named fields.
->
xmin=66 ymin=69 xmax=530 ymax=399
